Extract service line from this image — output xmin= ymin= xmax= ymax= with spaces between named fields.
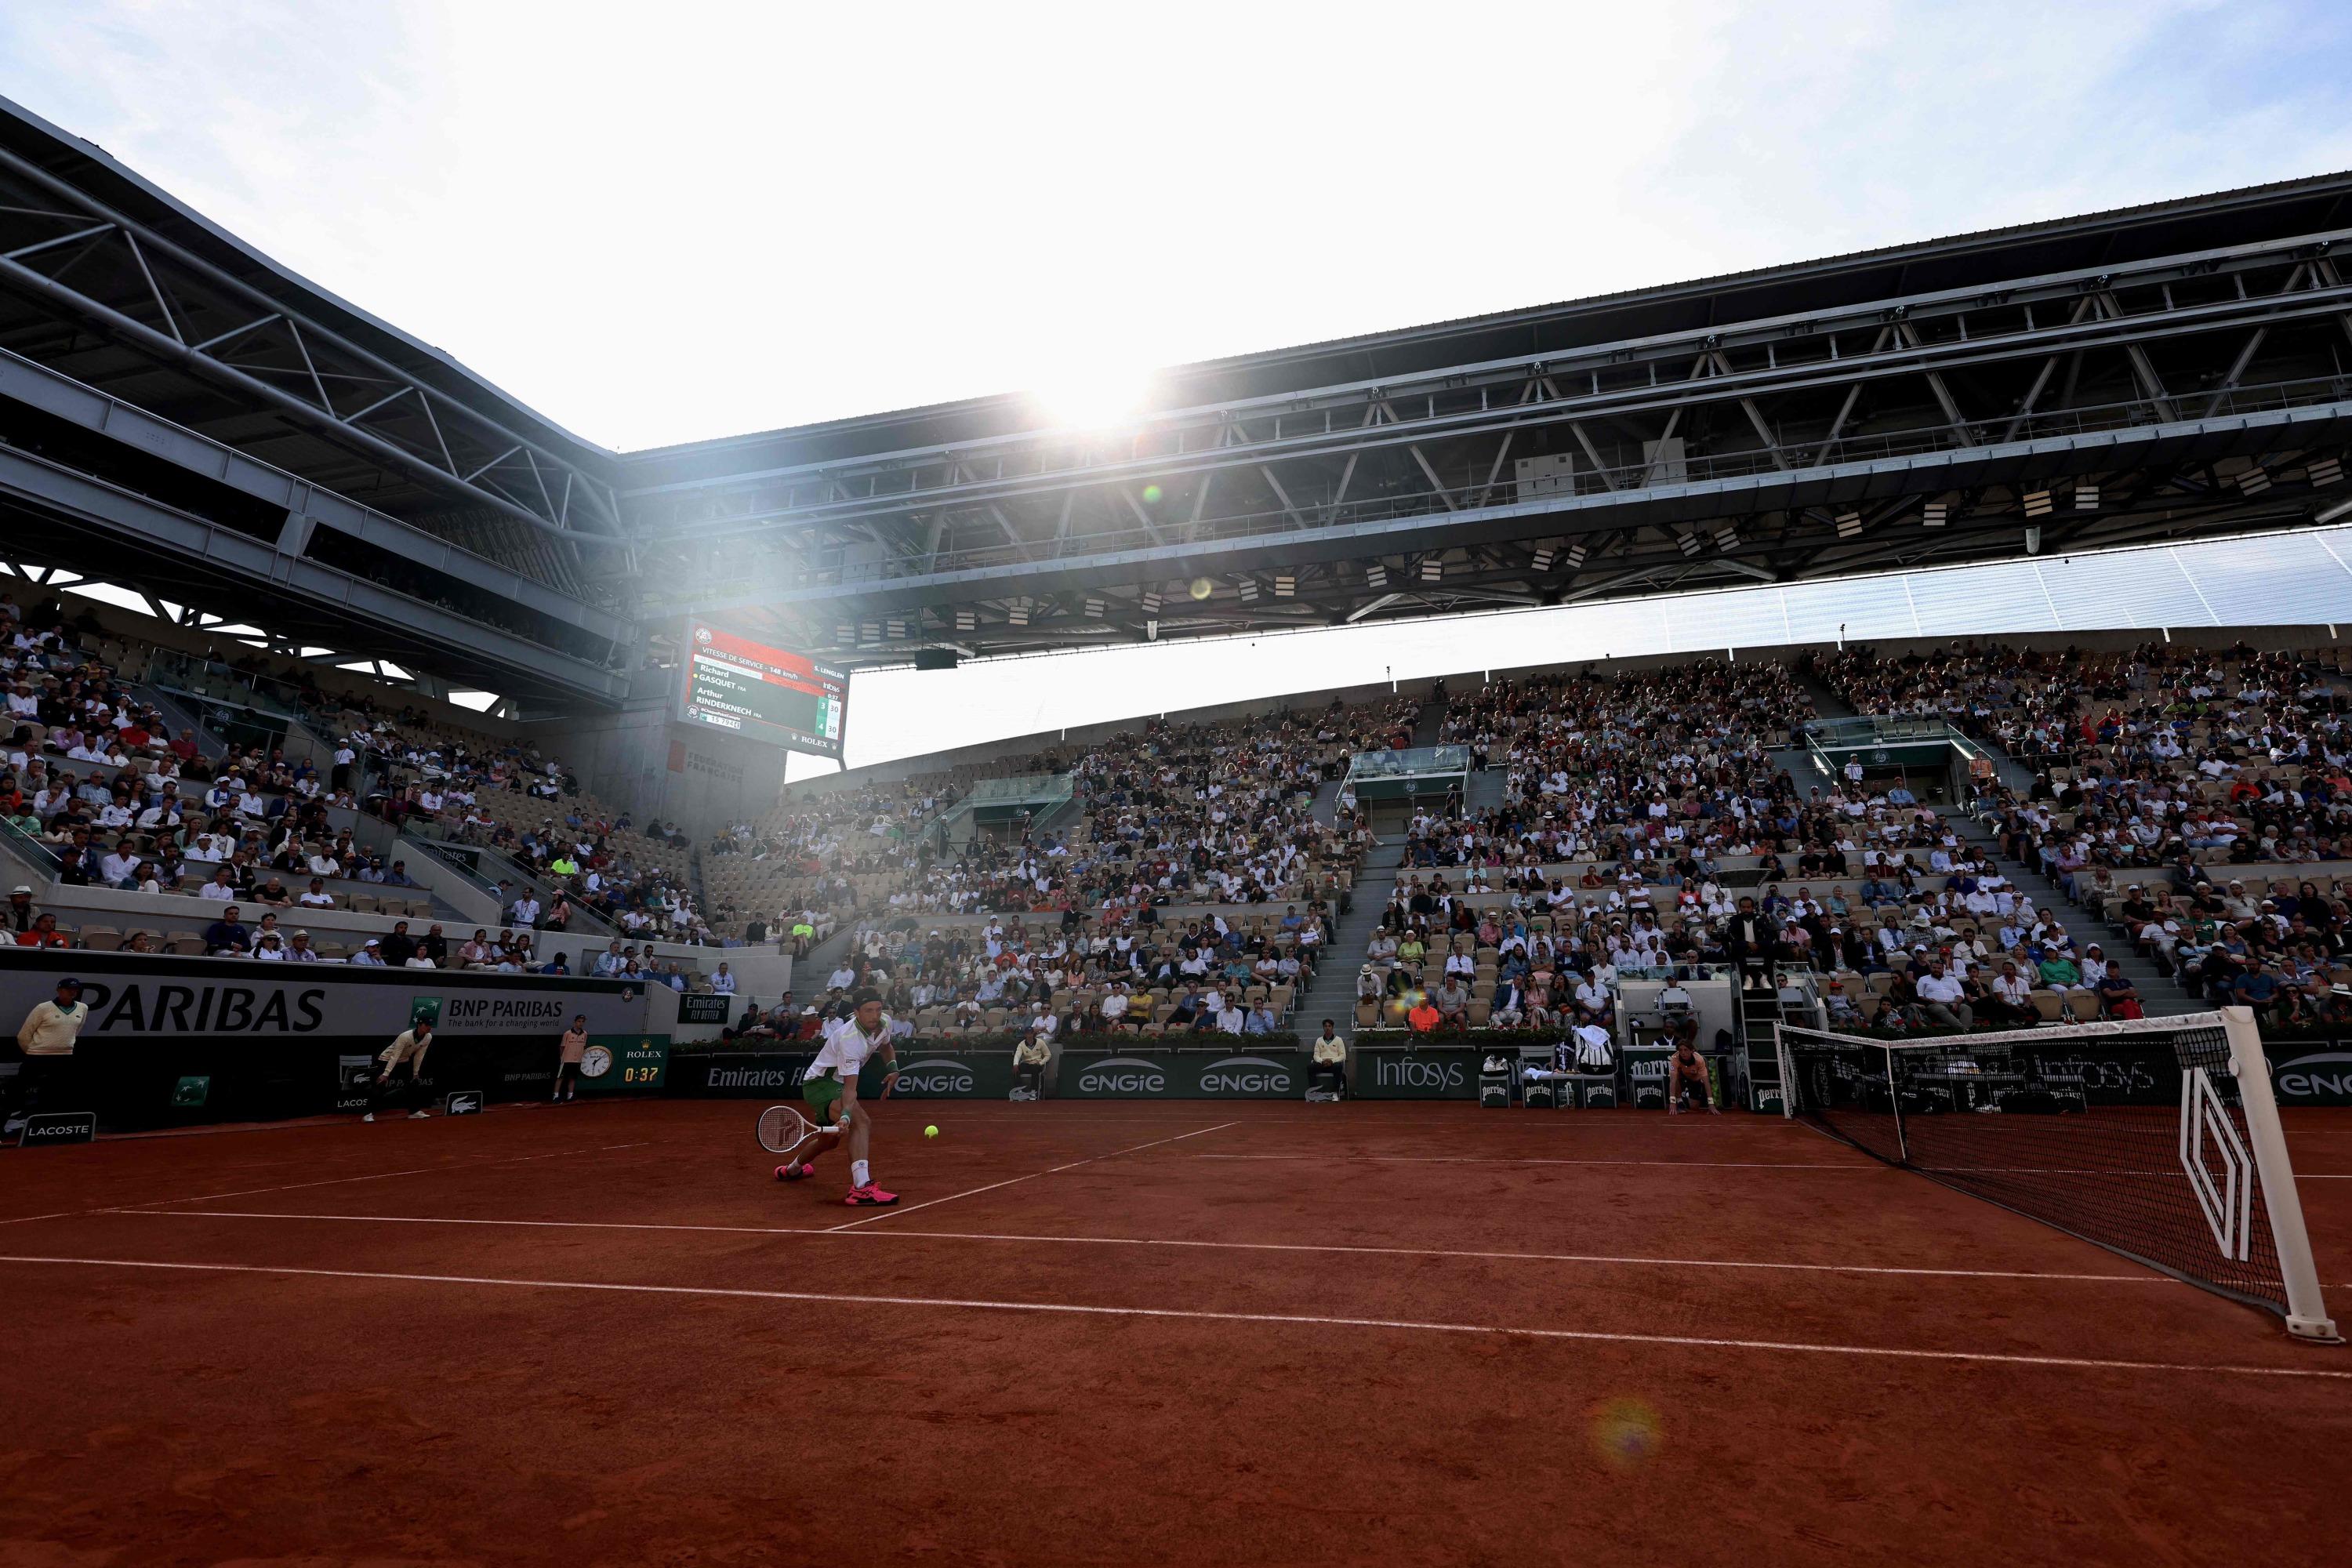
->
xmin=4 ymin=1254 xmax=2343 ymax=1383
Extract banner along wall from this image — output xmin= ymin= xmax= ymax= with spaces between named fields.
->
xmin=1054 ymin=1048 xmax=1309 ymax=1099
xmin=664 ymin=1049 xmax=1014 ymax=1100
xmin=0 ymin=949 xmax=658 ymax=1128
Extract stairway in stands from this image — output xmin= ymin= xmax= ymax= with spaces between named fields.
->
xmin=1465 ymin=760 xmax=1509 ymax=816
xmin=1296 ymin=691 xmax=1450 ymax=1035
xmin=1947 ymin=818 xmax=2209 ymax=1018
xmin=1297 ymin=833 xmax=1407 ymax=1036
xmin=1772 ymin=664 xmax=1854 ymax=789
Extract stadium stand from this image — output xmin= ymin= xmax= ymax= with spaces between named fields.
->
xmin=1820 ymin=638 xmax=2352 ymax=1028
xmin=1 ymin=590 xmax=744 ymax=985
xmin=16 ymin=569 xmax=2352 ymax=1044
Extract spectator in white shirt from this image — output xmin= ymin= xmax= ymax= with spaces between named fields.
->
xmin=1915 ymin=962 xmax=1973 ymax=1032
xmin=710 ymin=964 xmax=736 ymax=995
xmin=197 ymin=868 xmax=238 ymax=902
xmin=298 ymin=878 xmax=336 ymax=909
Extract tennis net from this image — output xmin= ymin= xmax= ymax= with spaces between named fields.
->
xmin=1775 ymin=1009 xmax=2339 ymax=1341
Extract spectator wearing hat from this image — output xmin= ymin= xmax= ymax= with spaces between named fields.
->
xmin=348 ymin=936 xmax=387 ymax=966
xmin=286 ymin=930 xmax=321 ymax=963
xmin=2095 ymin=964 xmax=2143 ymax=1020
xmin=554 ymin=1014 xmax=589 ymax=1103
xmin=2 ymin=885 xmax=32 ymax=935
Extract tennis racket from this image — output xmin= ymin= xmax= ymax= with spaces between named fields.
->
xmin=757 ymin=1104 xmax=841 ymax=1155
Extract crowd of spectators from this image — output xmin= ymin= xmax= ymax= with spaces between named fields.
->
xmin=1822 ymin=638 xmax=2352 ymax=1032
xmin=358 ymin=713 xmax=716 ymax=947
xmin=724 ymin=898 xmax=1326 ymax=1047
xmin=702 ymin=699 xmax=1392 ymax=946
xmin=0 ymin=591 xmax=718 ymax=972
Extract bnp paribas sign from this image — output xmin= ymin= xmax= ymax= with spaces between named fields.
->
xmin=1056 ymin=1051 xmax=1307 ymax=1098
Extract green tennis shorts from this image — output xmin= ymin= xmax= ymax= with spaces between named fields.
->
xmin=804 ymin=1072 xmax=843 ymax=1120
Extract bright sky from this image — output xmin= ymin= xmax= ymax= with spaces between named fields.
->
xmin=5 ymin=1 xmax=2352 ymax=779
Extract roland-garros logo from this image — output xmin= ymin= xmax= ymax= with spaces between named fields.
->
xmin=1076 ymin=1054 xmax=1167 ymax=1094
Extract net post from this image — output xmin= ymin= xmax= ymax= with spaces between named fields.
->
xmin=1771 ymin=1023 xmax=1795 ymax=1119
xmin=2220 ymin=1006 xmax=2342 ymax=1345
xmin=1878 ymin=1040 xmax=1907 ymax=1164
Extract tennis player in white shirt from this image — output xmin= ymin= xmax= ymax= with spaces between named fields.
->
xmin=785 ymin=990 xmax=902 ymax=1204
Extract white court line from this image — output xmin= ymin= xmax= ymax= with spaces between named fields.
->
xmin=1195 ymin=1152 xmax=2352 ymax=1177
xmin=114 ymin=1207 xmax=2180 ymax=1285
xmin=1197 ymin=1152 xmax=1875 ymax=1170
xmin=125 ymin=1142 xmax=652 ymax=1209
xmin=4 ymin=1253 xmax=2343 ymax=1382
xmin=825 ymin=1120 xmax=1240 ymax=1232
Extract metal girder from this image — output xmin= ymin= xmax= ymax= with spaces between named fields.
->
xmin=626 ymin=245 xmax=2352 ymax=659
xmin=0 ymin=343 xmax=633 ymax=644
xmin=0 ymin=140 xmax=626 ymax=555
xmin=673 ymin=398 xmax=2350 ymax=630
xmin=0 ymin=445 xmax=630 ymax=704
xmin=626 ymin=223 xmax=2352 ymax=542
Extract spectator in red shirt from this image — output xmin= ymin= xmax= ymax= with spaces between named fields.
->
xmin=15 ymin=912 xmax=69 ymax=949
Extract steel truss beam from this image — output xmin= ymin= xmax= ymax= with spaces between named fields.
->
xmin=628 ymin=226 xmax=2352 ymax=538
xmin=0 ymin=143 xmax=626 ymax=561
xmin=0 ymin=445 xmax=630 ymax=705
xmin=0 ymin=343 xmax=633 ymax=645
xmin=628 ymin=222 xmax=2352 ymax=659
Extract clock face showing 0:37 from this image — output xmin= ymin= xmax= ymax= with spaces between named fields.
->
xmin=580 ymin=1044 xmax=615 ymax=1078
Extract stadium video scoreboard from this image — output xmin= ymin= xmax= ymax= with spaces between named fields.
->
xmin=679 ymin=622 xmax=848 ymax=758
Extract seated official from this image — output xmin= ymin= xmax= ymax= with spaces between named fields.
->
xmin=1011 ymin=1028 xmax=1051 ymax=1100
xmin=1308 ymin=1019 xmax=1346 ymax=1098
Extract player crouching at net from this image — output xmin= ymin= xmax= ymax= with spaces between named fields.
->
xmin=1665 ymin=1023 xmax=1719 ymax=1115
xmin=779 ymin=990 xmax=902 ymax=1203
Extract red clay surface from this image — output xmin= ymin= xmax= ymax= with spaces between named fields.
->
xmin=2 ymin=1098 xmax=2348 ymax=1566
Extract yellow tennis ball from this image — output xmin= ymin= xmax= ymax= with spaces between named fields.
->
xmin=925 ymin=1124 xmax=939 ymax=1138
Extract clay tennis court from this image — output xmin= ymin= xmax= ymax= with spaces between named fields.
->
xmin=3 ymin=1099 xmax=2346 ymax=1566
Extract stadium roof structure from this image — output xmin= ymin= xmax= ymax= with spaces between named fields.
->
xmin=4 ymin=87 xmax=2352 ymax=699
xmin=628 ymin=169 xmax=2352 ymax=662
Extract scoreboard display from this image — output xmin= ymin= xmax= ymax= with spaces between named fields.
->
xmin=679 ymin=622 xmax=848 ymax=757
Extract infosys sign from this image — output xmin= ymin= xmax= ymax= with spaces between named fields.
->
xmin=1352 ymin=1047 xmax=1481 ymax=1100
xmin=1056 ymin=1051 xmax=1307 ymax=1099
